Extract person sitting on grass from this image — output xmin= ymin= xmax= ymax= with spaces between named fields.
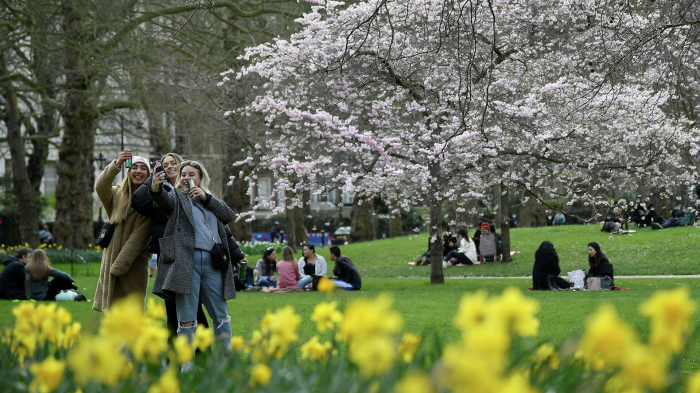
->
xmin=587 ymin=242 xmax=614 ymax=287
xmin=656 ymin=203 xmax=684 ymax=229
xmin=329 ymin=246 xmax=361 ymax=290
xmin=254 ymin=247 xmax=278 ymax=288
xmin=443 ymin=229 xmax=477 ymax=266
xmin=25 ymin=249 xmax=77 ymax=301
xmin=262 ymin=246 xmax=302 ymax=293
xmin=298 ymin=244 xmax=327 ymax=289
xmin=0 ymin=247 xmax=31 ymax=300
xmin=602 ymin=207 xmax=628 ymax=233
xmin=532 ymin=241 xmax=570 ymax=290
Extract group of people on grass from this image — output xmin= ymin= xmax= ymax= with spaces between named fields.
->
xmin=601 ymin=198 xmax=696 ymax=234
xmin=0 ymin=247 xmax=78 ymax=301
xmin=237 ymin=244 xmax=361 ymax=292
xmin=532 ymin=241 xmax=614 ymax=290
xmin=87 ymin=149 xmax=361 ymax=371
xmin=414 ymin=225 xmax=502 ymax=266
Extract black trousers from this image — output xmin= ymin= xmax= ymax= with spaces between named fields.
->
xmin=45 ymin=275 xmax=77 ymax=301
xmin=444 ymin=250 xmax=474 ymax=265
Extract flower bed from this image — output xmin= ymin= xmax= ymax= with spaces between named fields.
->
xmin=1 ymin=284 xmax=698 ymax=393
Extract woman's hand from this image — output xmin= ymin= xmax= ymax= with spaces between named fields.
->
xmin=253 ymin=269 xmax=259 ymax=275
xmin=116 ymin=150 xmax=132 ymax=168
xmin=189 ymin=185 xmax=206 ymax=200
xmin=150 ymin=168 xmax=166 ymax=192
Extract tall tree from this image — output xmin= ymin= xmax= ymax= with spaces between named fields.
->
xmin=235 ymin=0 xmax=692 ymax=284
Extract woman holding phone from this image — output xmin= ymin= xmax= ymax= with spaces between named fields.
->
xmin=149 ymin=160 xmax=236 ymax=369
xmin=93 ymin=150 xmax=153 ymax=311
xmin=132 ymin=153 xmax=211 ymax=337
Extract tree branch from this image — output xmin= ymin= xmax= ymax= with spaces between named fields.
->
xmin=97 ymin=101 xmax=142 ymax=114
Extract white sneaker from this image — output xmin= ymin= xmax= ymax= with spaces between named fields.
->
xmin=442 ymin=261 xmax=448 ymax=268
xmin=181 ymin=361 xmax=195 ymax=373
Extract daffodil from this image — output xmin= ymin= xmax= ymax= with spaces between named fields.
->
xmin=532 ymin=343 xmax=559 ymax=374
xmin=339 ymin=294 xmax=403 ymax=343
xmin=250 ymin=363 xmax=272 ymax=387
xmin=300 ymin=335 xmax=332 ymax=363
xmin=29 ymin=356 xmax=66 ymax=393
xmin=453 ymin=290 xmax=491 ymax=332
xmin=441 ymin=345 xmax=502 ymax=393
xmin=172 ymin=335 xmax=193 ymax=364
xmin=317 ymin=276 xmax=336 ymax=292
xmin=67 ymin=336 xmax=130 ymax=387
xmin=147 ymin=368 xmax=180 ymax=393
xmin=578 ymin=304 xmax=639 ymax=368
xmin=260 ymin=305 xmax=301 ymax=359
xmin=639 ymin=287 xmax=697 ymax=354
xmin=193 ymin=325 xmax=213 ymax=351
xmin=490 ymin=287 xmax=540 ymax=337
xmin=394 ymin=372 xmax=433 ymax=393
xmin=397 ymin=333 xmax=421 ymax=363
xmin=146 ymin=297 xmax=167 ymax=321
xmin=132 ymin=321 xmax=170 ymax=363
xmin=228 ymin=335 xmax=246 ymax=353
xmin=311 ymin=301 xmax=342 ymax=333
xmin=99 ymin=293 xmax=145 ymax=347
xmin=686 ymin=371 xmax=700 ymax=393
xmin=348 ymin=335 xmax=396 ymax=379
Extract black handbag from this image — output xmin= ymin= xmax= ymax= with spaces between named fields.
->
xmin=210 ymin=243 xmax=228 ymax=271
xmin=95 ymin=222 xmax=117 ymax=248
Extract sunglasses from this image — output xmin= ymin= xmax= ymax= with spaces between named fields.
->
xmin=266 ymin=247 xmax=274 ymax=251
xmin=180 ymin=161 xmax=200 ymax=167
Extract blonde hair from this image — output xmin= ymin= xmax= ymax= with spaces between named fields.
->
xmin=110 ymin=174 xmax=136 ymax=224
xmin=161 ymin=152 xmax=184 ymax=184
xmin=282 ymin=246 xmax=296 ymax=262
xmin=178 ymin=160 xmax=212 ymax=194
xmin=27 ymin=249 xmax=51 ymax=282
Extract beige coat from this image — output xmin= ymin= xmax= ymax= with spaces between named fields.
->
xmin=93 ymin=161 xmax=153 ymax=312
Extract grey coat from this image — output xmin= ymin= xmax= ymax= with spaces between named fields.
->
xmin=150 ymin=187 xmax=236 ymax=300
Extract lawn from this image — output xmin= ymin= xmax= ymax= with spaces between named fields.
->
xmin=2 ymin=224 xmax=700 ymax=371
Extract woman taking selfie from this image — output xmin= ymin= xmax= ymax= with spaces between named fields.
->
xmin=149 ymin=160 xmax=235 ymax=367
xmin=132 ymin=152 xmax=211 ymax=337
xmin=254 ymin=247 xmax=278 ymax=288
xmin=93 ymin=150 xmax=153 ymax=312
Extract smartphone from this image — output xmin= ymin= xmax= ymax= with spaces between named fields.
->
xmin=153 ymin=161 xmax=169 ymax=185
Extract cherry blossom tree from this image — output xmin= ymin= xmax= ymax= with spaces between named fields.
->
xmin=230 ymin=0 xmax=695 ymax=283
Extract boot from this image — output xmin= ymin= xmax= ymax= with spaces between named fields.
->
xmin=548 ymin=276 xmax=562 ymax=291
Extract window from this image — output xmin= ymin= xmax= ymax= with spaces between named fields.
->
xmin=43 ymin=162 xmax=58 ymax=194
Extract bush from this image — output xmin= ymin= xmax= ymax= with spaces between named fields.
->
xmin=1 ymin=286 xmax=698 ymax=393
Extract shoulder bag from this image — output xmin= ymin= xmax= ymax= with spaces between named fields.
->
xmin=585 ymin=276 xmax=613 ymax=291
xmin=96 ymin=222 xmax=117 ymax=248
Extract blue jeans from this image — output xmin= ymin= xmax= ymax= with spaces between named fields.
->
xmin=257 ymin=277 xmax=277 ymax=287
xmin=175 ymin=250 xmax=231 ymax=353
xmin=299 ymin=275 xmax=313 ymax=289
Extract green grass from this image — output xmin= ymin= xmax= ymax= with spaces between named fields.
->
xmin=2 ymin=225 xmax=700 ymax=371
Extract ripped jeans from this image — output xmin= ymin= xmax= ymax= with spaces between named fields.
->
xmin=175 ymin=249 xmax=231 ymax=353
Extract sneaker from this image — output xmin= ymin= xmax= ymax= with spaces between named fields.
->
xmin=181 ymin=361 xmax=195 ymax=373
xmin=244 ymin=286 xmax=261 ymax=292
xmin=651 ymin=222 xmax=663 ymax=230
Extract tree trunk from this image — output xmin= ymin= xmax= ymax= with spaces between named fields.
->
xmin=389 ymin=203 xmax=403 ymax=238
xmin=25 ymin=113 xmax=53 ymax=192
xmin=350 ymin=194 xmax=374 ymax=242
xmin=499 ymin=186 xmax=512 ymax=262
xmin=1 ymin=54 xmax=40 ymax=247
xmin=285 ymin=190 xmax=307 ymax=251
xmin=222 ymin=163 xmax=252 ymax=243
xmin=54 ymin=3 xmax=98 ymax=248
xmin=429 ymin=162 xmax=444 ymax=284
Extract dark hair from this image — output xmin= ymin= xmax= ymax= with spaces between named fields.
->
xmin=535 ymin=241 xmax=559 ymax=264
xmin=303 ymin=244 xmax=316 ymax=255
xmin=330 ymin=246 xmax=341 ymax=258
xmin=14 ymin=247 xmax=32 ymax=259
xmin=457 ymin=229 xmax=468 ymax=239
xmin=588 ymin=242 xmax=608 ymax=269
xmin=262 ymin=247 xmax=277 ymax=273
